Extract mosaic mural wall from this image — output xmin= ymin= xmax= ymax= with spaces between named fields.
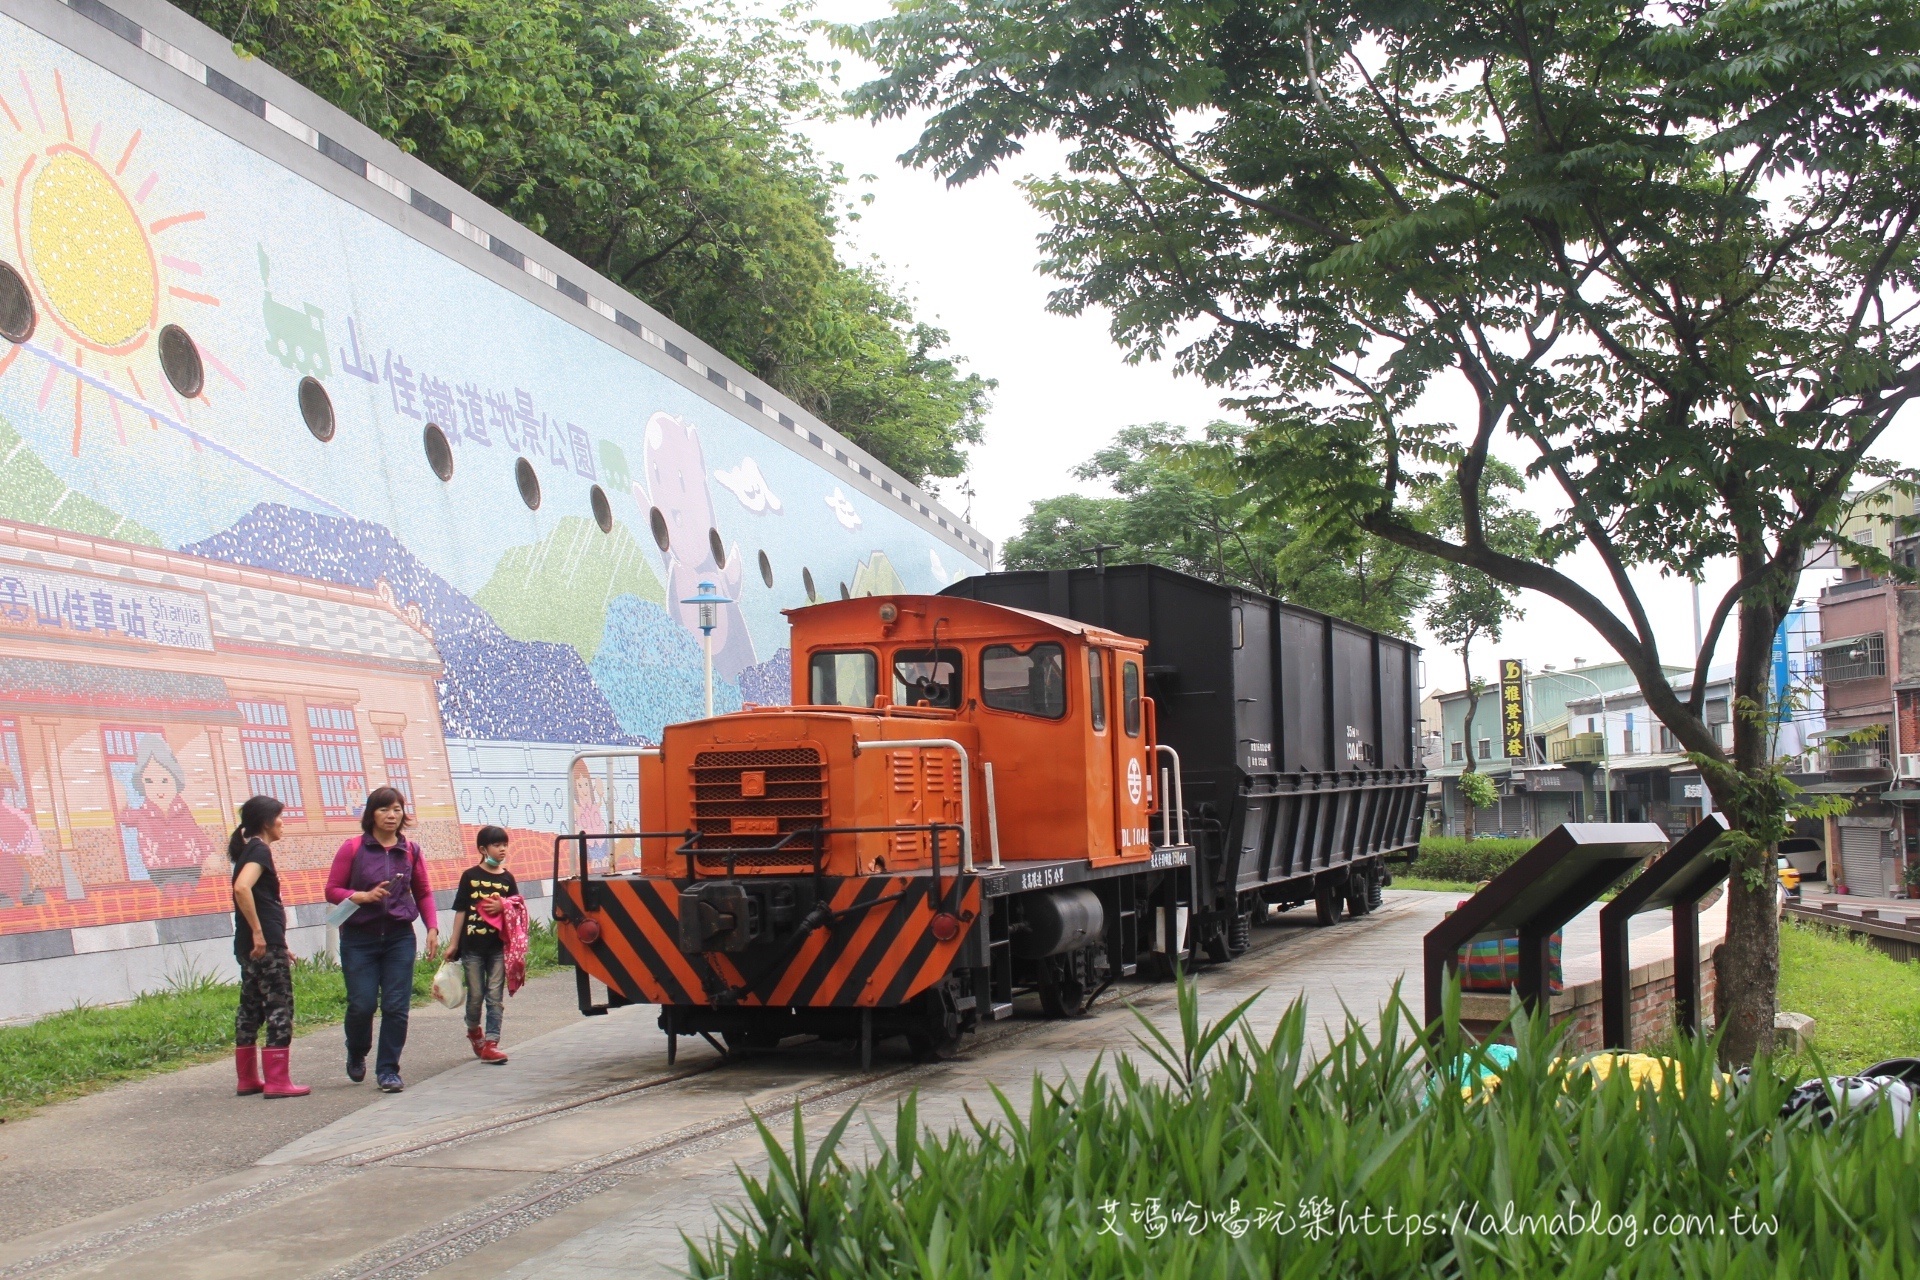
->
xmin=0 ymin=10 xmax=985 ymax=941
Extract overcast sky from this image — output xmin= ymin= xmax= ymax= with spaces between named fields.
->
xmin=788 ymin=1 xmax=1904 ymax=693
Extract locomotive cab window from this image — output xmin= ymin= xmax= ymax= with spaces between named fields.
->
xmin=981 ymin=643 xmax=1066 ymax=719
xmin=809 ymin=650 xmax=878 ymax=707
xmin=1122 ymin=659 xmax=1142 ymax=737
xmin=892 ymin=648 xmax=963 ymax=708
xmin=1087 ymin=648 xmax=1107 ymax=731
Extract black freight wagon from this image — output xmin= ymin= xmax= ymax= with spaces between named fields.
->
xmin=942 ymin=564 xmax=1426 ymax=961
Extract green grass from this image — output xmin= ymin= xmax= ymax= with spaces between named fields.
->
xmin=0 ymin=924 xmax=562 ymax=1119
xmin=691 ymin=980 xmax=1919 ymax=1278
xmin=1390 ymin=875 xmax=1482 ymax=894
xmin=1776 ymin=919 xmax=1920 ymax=1076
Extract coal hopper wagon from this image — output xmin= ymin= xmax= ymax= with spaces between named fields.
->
xmin=942 ymin=565 xmax=1426 ymax=963
xmin=550 ymin=564 xmax=1423 ymax=1063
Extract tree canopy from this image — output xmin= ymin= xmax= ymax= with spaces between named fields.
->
xmin=844 ymin=0 xmax=1920 ymax=1061
xmin=183 ymin=0 xmax=990 ymax=483
xmin=1000 ymin=423 xmax=1437 ymax=633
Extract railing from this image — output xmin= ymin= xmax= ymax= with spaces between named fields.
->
xmin=1823 ymin=744 xmax=1890 ymax=772
xmin=852 ymin=738 xmax=974 ymax=871
xmin=1550 ymin=733 xmax=1607 ymax=764
xmin=1816 ymin=634 xmax=1886 ymax=683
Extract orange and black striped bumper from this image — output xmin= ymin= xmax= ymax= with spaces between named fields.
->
xmin=557 ymin=874 xmax=980 ymax=1009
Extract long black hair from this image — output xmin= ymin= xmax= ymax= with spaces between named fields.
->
xmin=228 ymin=795 xmax=285 ymax=864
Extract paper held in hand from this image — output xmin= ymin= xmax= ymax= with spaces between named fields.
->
xmin=326 ymin=896 xmax=362 ymax=928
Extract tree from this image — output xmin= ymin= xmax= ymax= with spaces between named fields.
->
xmin=844 ymin=0 xmax=1920 ymax=1060
xmin=181 ymin=0 xmax=989 ymax=483
xmin=1002 ymin=423 xmax=1438 ymax=632
xmin=1426 ymin=462 xmax=1538 ymax=838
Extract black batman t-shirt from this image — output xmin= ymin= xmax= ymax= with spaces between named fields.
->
xmin=452 ymin=864 xmax=519 ymax=955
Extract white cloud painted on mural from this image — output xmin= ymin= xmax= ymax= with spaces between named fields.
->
xmin=825 ymin=487 xmax=863 ymax=530
xmin=928 ymin=548 xmax=951 ymax=586
xmin=714 ymin=457 xmax=783 ymax=514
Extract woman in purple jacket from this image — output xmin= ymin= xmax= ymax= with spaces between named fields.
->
xmin=324 ymin=787 xmax=439 ymax=1092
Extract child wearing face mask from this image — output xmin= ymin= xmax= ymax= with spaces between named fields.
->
xmin=446 ymin=827 xmax=519 ymax=1064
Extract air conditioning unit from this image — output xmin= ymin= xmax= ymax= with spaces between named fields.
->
xmin=1900 ymin=754 xmax=1920 ymax=780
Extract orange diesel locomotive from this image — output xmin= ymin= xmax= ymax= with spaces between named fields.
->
xmin=553 ymin=566 xmax=1424 ymax=1062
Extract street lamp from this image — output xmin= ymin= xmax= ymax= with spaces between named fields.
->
xmin=1545 ymin=665 xmax=1612 ymax=821
xmin=681 ymin=581 xmax=733 ymax=717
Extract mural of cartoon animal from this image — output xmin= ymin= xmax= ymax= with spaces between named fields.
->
xmin=640 ymin=413 xmax=756 ymax=682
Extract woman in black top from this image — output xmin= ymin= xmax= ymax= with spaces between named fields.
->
xmin=230 ymin=795 xmax=308 ymax=1099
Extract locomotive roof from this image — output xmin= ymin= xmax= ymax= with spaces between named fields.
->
xmin=784 ymin=594 xmax=1141 ymax=646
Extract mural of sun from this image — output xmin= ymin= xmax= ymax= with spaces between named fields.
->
xmin=23 ymin=144 xmax=158 ymax=351
xmin=0 ymin=68 xmax=231 ymax=453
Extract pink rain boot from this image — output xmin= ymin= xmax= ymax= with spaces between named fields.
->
xmin=260 ymin=1047 xmax=311 ymax=1098
xmin=235 ymin=1045 xmax=263 ymax=1096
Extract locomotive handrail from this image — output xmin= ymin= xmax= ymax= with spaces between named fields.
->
xmin=553 ymin=829 xmax=694 ymax=878
xmin=1153 ymin=743 xmax=1186 ymax=846
xmin=852 ymin=737 xmax=974 ymax=872
xmin=566 ymin=748 xmax=659 ymax=836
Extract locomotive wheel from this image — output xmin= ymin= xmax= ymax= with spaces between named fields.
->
xmin=906 ymin=984 xmax=966 ymax=1062
xmin=1039 ymin=951 xmax=1096 ymax=1017
xmin=1314 ymin=881 xmax=1342 ymax=926
xmin=1039 ymin=975 xmax=1092 ymax=1018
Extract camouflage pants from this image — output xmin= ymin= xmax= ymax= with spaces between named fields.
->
xmin=236 ymin=950 xmax=295 ymax=1049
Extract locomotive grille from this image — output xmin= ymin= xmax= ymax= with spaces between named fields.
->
xmin=691 ymin=747 xmax=827 ymax=870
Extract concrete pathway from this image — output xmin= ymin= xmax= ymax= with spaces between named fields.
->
xmin=0 ymin=967 xmax=586 ymax=1242
xmin=0 ymin=890 xmax=1660 ymax=1280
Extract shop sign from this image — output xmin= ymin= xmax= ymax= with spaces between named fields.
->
xmin=1500 ymin=659 xmax=1526 ymax=759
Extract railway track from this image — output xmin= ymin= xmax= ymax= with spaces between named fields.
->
xmin=0 ymin=898 xmax=1420 ymax=1280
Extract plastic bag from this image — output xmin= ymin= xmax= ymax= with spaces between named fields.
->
xmin=430 ymin=960 xmax=465 ymax=1010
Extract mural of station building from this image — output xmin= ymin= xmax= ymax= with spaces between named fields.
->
xmin=0 ymin=0 xmax=989 ymax=1016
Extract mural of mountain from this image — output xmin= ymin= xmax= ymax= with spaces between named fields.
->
xmin=591 ymin=596 xmax=743 ymax=741
xmin=739 ymin=649 xmax=792 ymax=706
xmin=0 ymin=415 xmax=162 ymax=546
xmin=851 ymin=550 xmax=908 ymax=597
xmin=473 ymin=517 xmax=664 ymax=664
xmin=182 ymin=504 xmax=632 ymax=744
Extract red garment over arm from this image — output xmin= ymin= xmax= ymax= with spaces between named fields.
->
xmin=409 ymin=844 xmax=438 ymax=930
xmin=324 ymin=838 xmax=360 ymax=905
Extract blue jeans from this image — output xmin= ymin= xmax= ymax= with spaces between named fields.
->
xmin=340 ymin=924 xmax=416 ymax=1076
xmin=462 ymin=951 xmax=506 ymax=1040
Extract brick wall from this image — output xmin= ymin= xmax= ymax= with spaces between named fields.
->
xmin=1460 ymin=945 xmax=1720 ymax=1052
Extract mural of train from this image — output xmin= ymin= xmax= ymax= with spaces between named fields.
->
xmin=553 ymin=566 xmax=1425 ymax=1063
xmin=0 ymin=0 xmax=986 ymax=1017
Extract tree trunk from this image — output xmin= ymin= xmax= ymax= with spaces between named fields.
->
xmin=1460 ymin=642 xmax=1479 ymax=841
xmin=1708 ymin=583 xmax=1785 ymax=1065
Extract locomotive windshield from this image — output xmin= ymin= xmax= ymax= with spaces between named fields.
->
xmin=892 ymin=648 xmax=963 ymax=708
xmin=809 ymin=650 xmax=877 ymax=706
xmin=981 ymin=643 xmax=1067 ymax=718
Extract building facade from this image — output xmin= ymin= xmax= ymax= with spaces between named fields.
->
xmin=1814 ymin=565 xmax=1920 ymax=898
xmin=0 ymin=0 xmax=991 ymax=1017
xmin=1428 ymin=660 xmax=1655 ymax=837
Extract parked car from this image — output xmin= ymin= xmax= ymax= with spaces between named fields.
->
xmin=1778 ymin=855 xmax=1802 ymax=916
xmin=1779 ymin=835 xmax=1826 ymax=881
